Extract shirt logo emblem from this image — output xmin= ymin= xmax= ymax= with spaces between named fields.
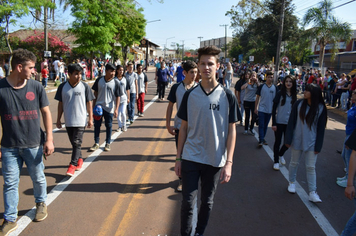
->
xmin=26 ymin=92 xmax=35 ymax=101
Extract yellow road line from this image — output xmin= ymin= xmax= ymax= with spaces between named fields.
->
xmin=97 ymin=119 xmax=169 ymax=236
xmin=114 ymin=130 xmax=168 ymax=236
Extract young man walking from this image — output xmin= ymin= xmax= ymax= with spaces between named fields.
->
xmin=255 ymin=70 xmax=277 ymax=146
xmin=136 ymin=64 xmax=148 ymax=117
xmin=0 ymin=49 xmax=55 ymax=235
xmin=175 ymin=46 xmax=238 ymax=236
xmin=166 ymin=60 xmax=198 ymax=192
xmin=90 ymin=63 xmax=122 ymax=152
xmin=125 ymin=62 xmax=138 ymax=123
xmin=55 ymin=63 xmax=94 ymax=176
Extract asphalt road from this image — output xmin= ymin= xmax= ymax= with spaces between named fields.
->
xmin=0 ymin=68 xmax=353 ymax=236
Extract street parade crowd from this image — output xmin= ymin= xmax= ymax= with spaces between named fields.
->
xmin=0 ymin=46 xmax=356 ymax=235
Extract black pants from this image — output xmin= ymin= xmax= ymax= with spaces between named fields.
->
xmin=66 ymin=127 xmax=85 ymax=166
xmin=175 ymin=129 xmax=180 ymax=148
xmin=158 ymin=81 xmax=166 ymax=99
xmin=273 ymin=124 xmax=289 ymax=163
xmin=244 ymin=101 xmax=256 ymax=131
xmin=181 ymin=160 xmax=221 ymax=236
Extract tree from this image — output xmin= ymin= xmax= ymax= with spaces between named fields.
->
xmin=0 ymin=0 xmax=55 ymax=57
xmin=225 ymin=0 xmax=266 ymax=36
xmin=285 ymin=29 xmax=313 ymax=65
xmin=16 ymin=31 xmax=70 ymax=60
xmin=303 ymin=0 xmax=352 ymax=69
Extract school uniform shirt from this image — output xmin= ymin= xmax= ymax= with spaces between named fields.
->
xmin=346 ymin=128 xmax=356 ymax=151
xmin=177 ymin=84 xmax=238 ymax=167
xmin=272 ymin=91 xmax=293 ymax=126
xmin=234 ymin=79 xmax=247 ymax=102
xmin=243 ymin=83 xmax=258 ymax=102
xmin=137 ymin=72 xmax=148 ymax=94
xmin=157 ymin=68 xmax=169 ymax=82
xmin=167 ymin=81 xmax=198 ymax=130
xmin=285 ymin=99 xmax=327 ymax=153
xmin=55 ymin=81 xmax=94 ymax=127
xmin=92 ymin=77 xmax=123 ymax=114
xmin=346 ymin=104 xmax=356 ymax=135
xmin=256 ymin=83 xmax=277 ymax=114
xmin=125 ymin=72 xmax=138 ymax=94
xmin=115 ymin=77 xmax=130 ymax=104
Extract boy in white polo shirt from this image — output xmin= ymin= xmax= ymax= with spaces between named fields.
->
xmin=175 ymin=46 xmax=238 ymax=236
xmin=55 ymin=63 xmax=95 ymax=176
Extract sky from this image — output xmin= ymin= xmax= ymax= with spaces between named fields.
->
xmin=10 ymin=0 xmax=356 ymax=50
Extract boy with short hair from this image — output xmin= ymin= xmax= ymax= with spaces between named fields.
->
xmin=166 ymin=60 xmax=198 ymax=191
xmin=175 ymin=46 xmax=238 ymax=236
xmin=136 ymin=64 xmax=148 ymax=117
xmin=254 ymin=70 xmax=277 ymax=146
xmin=125 ymin=62 xmax=138 ymax=123
xmin=90 ymin=63 xmax=123 ymax=152
xmin=55 ymin=63 xmax=95 ymax=176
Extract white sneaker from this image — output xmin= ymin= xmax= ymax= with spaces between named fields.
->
xmin=279 ymin=156 xmax=286 ymax=165
xmin=309 ymin=191 xmax=322 ymax=203
xmin=243 ymin=130 xmax=248 ymax=135
xmin=273 ymin=163 xmax=280 ymax=170
xmin=337 ymin=175 xmax=347 ymax=181
xmin=122 ymin=126 xmax=127 ymax=132
xmin=288 ymin=183 xmax=296 ymax=193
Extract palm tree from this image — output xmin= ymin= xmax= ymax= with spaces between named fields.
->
xmin=303 ymin=0 xmax=352 ymax=70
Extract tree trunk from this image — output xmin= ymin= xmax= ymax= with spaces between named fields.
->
xmin=319 ymin=43 xmax=325 ymax=71
xmin=5 ymin=15 xmax=13 ymax=70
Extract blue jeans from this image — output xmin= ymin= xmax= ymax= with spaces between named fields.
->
xmin=94 ymin=109 xmax=113 ymax=144
xmin=289 ymin=148 xmax=318 ymax=192
xmin=42 ymin=77 xmax=48 ymax=87
xmin=1 ymin=146 xmax=47 ymax=222
xmin=181 ymin=160 xmax=221 ymax=236
xmin=341 ymin=198 xmax=356 ymax=236
xmin=342 ymin=134 xmax=352 ymax=178
xmin=258 ymin=111 xmax=272 ymax=143
xmin=225 ymin=79 xmax=232 ymax=88
xmin=127 ymin=93 xmax=136 ymax=121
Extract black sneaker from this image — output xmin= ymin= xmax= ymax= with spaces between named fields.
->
xmin=34 ymin=202 xmax=47 ymax=222
xmin=263 ymin=140 xmax=268 ymax=145
xmin=0 ymin=220 xmax=18 ymax=236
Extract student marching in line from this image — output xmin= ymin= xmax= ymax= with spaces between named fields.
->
xmin=166 ymin=60 xmax=198 ymax=192
xmin=271 ymin=75 xmax=297 ymax=170
xmin=175 ymin=46 xmax=238 ymax=236
xmin=55 ymin=63 xmax=94 ymax=176
xmin=285 ymin=83 xmax=327 ymax=203
xmin=241 ymin=71 xmax=259 ymax=135
xmin=115 ymin=65 xmax=130 ymax=132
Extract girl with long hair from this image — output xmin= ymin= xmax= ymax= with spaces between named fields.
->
xmin=115 ymin=65 xmax=130 ymax=132
xmin=285 ymin=83 xmax=327 ymax=203
xmin=241 ymin=71 xmax=259 ymax=135
xmin=271 ymin=75 xmax=297 ymax=170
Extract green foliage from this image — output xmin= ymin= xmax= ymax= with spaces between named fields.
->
xmin=303 ymin=0 xmax=352 ymax=67
xmin=227 ymin=0 xmax=299 ymax=63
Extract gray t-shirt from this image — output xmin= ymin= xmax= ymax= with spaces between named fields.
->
xmin=256 ymin=83 xmax=277 ymax=114
xmin=115 ymin=77 xmax=130 ymax=104
xmin=243 ymin=83 xmax=258 ymax=102
xmin=137 ymin=72 xmax=148 ymax=94
xmin=276 ymin=95 xmax=292 ymax=125
xmin=125 ymin=72 xmax=138 ymax=94
xmin=0 ymin=79 xmax=49 ymax=148
xmin=177 ymin=84 xmax=238 ymax=167
xmin=92 ymin=77 xmax=123 ymax=113
xmin=167 ymin=81 xmax=198 ymax=130
xmin=55 ymin=81 xmax=94 ymax=127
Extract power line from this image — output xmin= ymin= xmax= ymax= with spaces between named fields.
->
xmin=330 ymin=0 xmax=356 ymax=10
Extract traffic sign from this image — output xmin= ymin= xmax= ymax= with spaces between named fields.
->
xmin=282 ymin=56 xmax=289 ymax=64
xmin=249 ymin=56 xmax=254 ymax=62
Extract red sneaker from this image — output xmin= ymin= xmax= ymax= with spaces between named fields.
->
xmin=76 ymin=158 xmax=84 ymax=171
xmin=66 ymin=164 xmax=76 ymax=177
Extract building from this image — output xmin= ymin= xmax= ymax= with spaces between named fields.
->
xmin=200 ymin=37 xmax=233 ymax=59
xmin=308 ymin=30 xmax=356 ymax=75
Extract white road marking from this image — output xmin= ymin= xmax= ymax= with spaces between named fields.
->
xmin=11 ymin=93 xmax=158 ymax=236
xmin=250 ymin=129 xmax=338 ymax=236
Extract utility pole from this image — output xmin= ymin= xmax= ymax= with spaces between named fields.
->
xmin=181 ymin=40 xmax=185 ymax=61
xmin=274 ymin=0 xmax=285 ymax=84
xmin=220 ymin=24 xmax=228 ymax=61
xmin=44 ymin=6 xmax=48 ymax=51
xmin=198 ymin=36 xmax=203 ymax=47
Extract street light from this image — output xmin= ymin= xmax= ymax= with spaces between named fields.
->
xmin=164 ymin=36 xmax=175 ymax=59
xmin=143 ymin=19 xmax=160 ymax=69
